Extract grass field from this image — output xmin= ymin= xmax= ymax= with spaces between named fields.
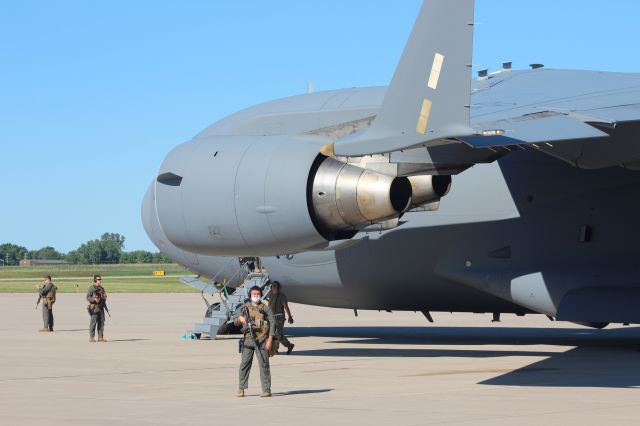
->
xmin=0 ymin=264 xmax=199 ymax=293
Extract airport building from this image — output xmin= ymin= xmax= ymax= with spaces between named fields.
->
xmin=19 ymin=259 xmax=68 ymax=267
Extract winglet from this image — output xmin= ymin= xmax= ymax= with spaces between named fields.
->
xmin=334 ymin=0 xmax=475 ymax=157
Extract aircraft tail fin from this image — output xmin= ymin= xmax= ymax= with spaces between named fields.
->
xmin=334 ymin=0 xmax=475 ymax=157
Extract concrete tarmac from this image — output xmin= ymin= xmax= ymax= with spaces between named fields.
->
xmin=1 ymin=293 xmax=639 ymax=425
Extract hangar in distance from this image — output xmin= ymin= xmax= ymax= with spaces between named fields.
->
xmin=143 ymin=0 xmax=640 ymax=328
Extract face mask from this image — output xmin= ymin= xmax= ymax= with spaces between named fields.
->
xmin=251 ymin=296 xmax=261 ymax=304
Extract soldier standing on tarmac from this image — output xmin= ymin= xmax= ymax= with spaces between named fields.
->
xmin=266 ymin=281 xmax=295 ymax=355
xmin=38 ymin=275 xmax=57 ymax=332
xmin=86 ymin=275 xmax=108 ymax=342
xmin=233 ymin=285 xmax=275 ymax=397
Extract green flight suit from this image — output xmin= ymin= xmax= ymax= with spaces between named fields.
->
xmin=233 ymin=302 xmax=275 ymax=393
xmin=267 ymin=291 xmax=292 ymax=348
xmin=86 ymin=284 xmax=106 ymax=338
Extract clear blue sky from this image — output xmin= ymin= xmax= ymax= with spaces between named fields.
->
xmin=1 ymin=1 xmax=638 ymax=253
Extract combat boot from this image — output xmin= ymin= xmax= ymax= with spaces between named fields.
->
xmin=287 ymin=343 xmax=295 ymax=355
xmin=236 ymin=389 xmax=244 ymax=397
xmin=89 ymin=337 xmax=96 ymax=342
xmin=98 ymin=337 xmax=107 ymax=342
xmin=260 ymin=390 xmax=272 ymax=398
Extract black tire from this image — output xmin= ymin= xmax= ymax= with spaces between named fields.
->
xmin=217 ymin=322 xmax=242 ymax=335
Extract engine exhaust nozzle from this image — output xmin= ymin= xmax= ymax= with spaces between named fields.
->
xmin=310 ymin=157 xmax=412 ymax=239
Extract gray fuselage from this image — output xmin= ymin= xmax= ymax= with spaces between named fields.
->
xmin=144 ymin=69 xmax=640 ymax=323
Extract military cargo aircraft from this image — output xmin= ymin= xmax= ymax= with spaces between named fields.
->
xmin=142 ymin=0 xmax=640 ymax=328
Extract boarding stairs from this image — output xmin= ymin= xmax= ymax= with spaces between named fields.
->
xmin=182 ymin=262 xmax=271 ymax=340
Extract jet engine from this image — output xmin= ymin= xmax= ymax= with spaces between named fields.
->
xmin=407 ymin=175 xmax=452 ymax=209
xmin=152 ymin=135 xmax=412 ymax=256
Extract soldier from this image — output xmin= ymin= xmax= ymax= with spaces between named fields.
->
xmin=37 ymin=275 xmax=57 ymax=332
xmin=266 ymin=281 xmax=295 ymax=354
xmin=233 ymin=285 xmax=275 ymax=398
xmin=86 ymin=275 xmax=108 ymax=342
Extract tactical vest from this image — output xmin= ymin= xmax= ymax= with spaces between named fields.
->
xmin=45 ymin=285 xmax=57 ymax=308
xmin=87 ymin=285 xmax=105 ymax=314
xmin=244 ymin=303 xmax=270 ymax=341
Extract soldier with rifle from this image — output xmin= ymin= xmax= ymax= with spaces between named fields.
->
xmin=86 ymin=274 xmax=109 ymax=342
xmin=37 ymin=275 xmax=57 ymax=332
xmin=233 ymin=285 xmax=275 ymax=397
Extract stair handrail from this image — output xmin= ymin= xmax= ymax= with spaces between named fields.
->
xmin=218 ymin=266 xmax=248 ymax=317
xmin=200 ymin=257 xmax=240 ymax=310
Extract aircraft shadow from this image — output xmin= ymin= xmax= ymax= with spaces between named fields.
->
xmin=285 ymin=326 xmax=640 ymax=388
xmin=290 ymin=347 xmax=551 ymax=358
xmin=479 ymin=345 xmax=640 ymax=388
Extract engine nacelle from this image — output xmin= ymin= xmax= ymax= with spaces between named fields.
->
xmin=310 ymin=157 xmax=412 ymax=240
xmin=153 ymin=135 xmax=411 ymax=256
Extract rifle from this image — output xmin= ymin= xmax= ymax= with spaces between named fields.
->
xmin=94 ymin=286 xmax=111 ymax=317
xmin=102 ymin=302 xmax=111 ymax=317
xmin=35 ymin=284 xmax=45 ymax=309
xmin=242 ymin=304 xmax=265 ymax=364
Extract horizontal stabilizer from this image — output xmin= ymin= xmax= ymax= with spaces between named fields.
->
xmin=334 ymin=0 xmax=475 ymax=157
xmin=461 ymin=114 xmax=609 ymax=148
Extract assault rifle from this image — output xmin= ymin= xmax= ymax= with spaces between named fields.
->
xmin=94 ymin=286 xmax=111 ymax=317
xmin=242 ymin=304 xmax=265 ymax=364
xmin=35 ymin=284 xmax=46 ymax=309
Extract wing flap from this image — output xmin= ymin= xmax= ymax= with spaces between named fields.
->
xmin=461 ymin=114 xmax=609 ymax=148
xmin=579 ymin=103 xmax=640 ymax=124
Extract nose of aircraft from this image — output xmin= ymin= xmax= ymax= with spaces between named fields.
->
xmin=141 ymin=181 xmax=243 ymax=282
xmin=141 ymin=183 xmax=156 ymax=246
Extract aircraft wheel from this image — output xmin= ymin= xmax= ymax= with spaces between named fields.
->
xmin=217 ymin=322 xmax=242 ymax=335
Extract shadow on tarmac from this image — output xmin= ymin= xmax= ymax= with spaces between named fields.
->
xmin=273 ymin=388 xmax=334 ymax=396
xmin=285 ymin=326 xmax=640 ymax=388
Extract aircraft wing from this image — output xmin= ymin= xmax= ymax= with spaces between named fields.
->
xmin=462 ymin=70 xmax=640 ymax=169
xmin=331 ymin=0 xmax=640 ymax=170
xmin=460 ymin=113 xmax=610 ymax=148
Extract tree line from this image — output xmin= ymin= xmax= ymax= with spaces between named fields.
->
xmin=0 ymin=233 xmax=172 ymax=265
